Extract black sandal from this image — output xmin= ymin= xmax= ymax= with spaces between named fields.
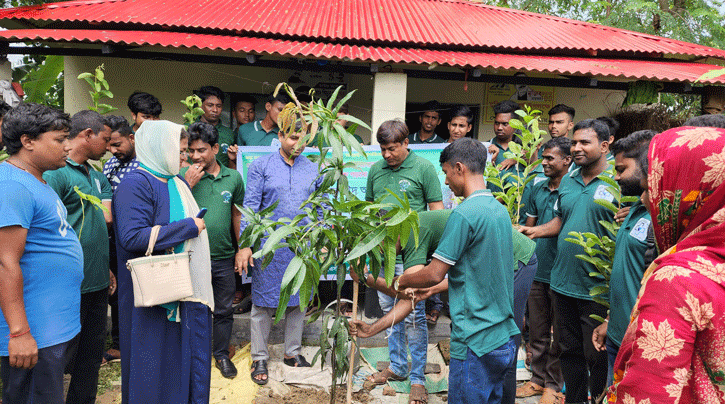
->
xmin=283 ymin=354 xmax=311 ymax=367
xmin=250 ymin=359 xmax=269 ymax=385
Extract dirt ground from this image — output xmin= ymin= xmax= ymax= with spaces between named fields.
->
xmin=254 ymin=385 xmax=374 ymax=404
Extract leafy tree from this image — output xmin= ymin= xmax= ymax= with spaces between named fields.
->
xmin=486 ymin=0 xmax=725 ymax=49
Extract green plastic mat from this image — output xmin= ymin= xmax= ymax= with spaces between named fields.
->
xmin=359 ymin=346 xmax=448 ymax=394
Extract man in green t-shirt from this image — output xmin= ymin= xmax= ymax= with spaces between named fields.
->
xmin=43 ymin=110 xmax=113 ymax=404
xmin=408 ymin=100 xmax=445 ymax=144
xmin=395 ymin=138 xmax=519 ymax=404
xmin=127 ymin=91 xmax=161 ymax=133
xmin=519 ymin=119 xmax=615 ymax=404
xmin=364 ymin=120 xmax=443 ymax=403
xmin=487 ymin=100 xmax=523 ymax=193
xmin=517 ymin=137 xmax=571 ymax=402
xmin=181 ymin=122 xmax=245 ymax=379
xmin=591 ymin=130 xmax=656 ymax=386
xmin=194 ymin=86 xmax=236 ymax=169
xmin=236 ymin=93 xmax=291 ymax=147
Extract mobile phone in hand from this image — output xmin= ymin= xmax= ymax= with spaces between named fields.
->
xmin=196 ymin=208 xmax=208 ymax=218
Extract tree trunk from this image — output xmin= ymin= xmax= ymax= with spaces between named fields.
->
xmin=346 ymin=282 xmax=359 ymax=404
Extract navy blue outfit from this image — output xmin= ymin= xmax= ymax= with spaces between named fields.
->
xmin=113 ymin=169 xmax=212 ymax=404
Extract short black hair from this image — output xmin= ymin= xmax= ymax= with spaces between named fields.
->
xmin=195 ymin=86 xmax=225 ymax=103
xmin=187 ymin=121 xmax=219 ymax=147
xmin=542 ymin=136 xmax=572 ymax=157
xmin=127 ymin=92 xmax=162 ymax=116
xmin=493 ymin=100 xmax=520 ymax=118
xmin=610 ymin=130 xmax=656 ymax=162
xmin=596 ymin=116 xmax=619 ymax=139
xmin=636 ymin=146 xmax=649 ymax=179
xmin=548 ymin=104 xmax=575 ymax=120
xmin=376 ymin=120 xmax=409 ymax=145
xmin=449 ymin=105 xmax=473 ymax=125
xmin=295 ymin=86 xmax=313 ymax=103
xmin=421 ymin=100 xmax=441 ymax=117
xmin=2 ymin=103 xmax=70 ymax=155
xmin=684 ymin=114 xmax=725 ymax=129
xmin=0 ymin=100 xmax=11 ymax=118
xmin=104 ymin=115 xmax=132 ymax=137
xmin=69 ymin=110 xmax=106 ymax=140
xmin=439 ymin=138 xmax=487 ymax=174
xmin=234 ymin=94 xmax=257 ymax=108
xmin=573 ymin=119 xmax=610 ymax=142
xmin=268 ymin=93 xmax=292 ymax=106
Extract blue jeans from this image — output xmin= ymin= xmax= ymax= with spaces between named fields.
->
xmin=449 ymin=337 xmax=517 ymax=404
xmin=606 ymin=337 xmax=619 ymax=387
xmin=377 ymin=263 xmax=428 ymax=386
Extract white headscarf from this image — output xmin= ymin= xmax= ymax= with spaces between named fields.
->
xmin=135 ymin=120 xmax=214 ymax=312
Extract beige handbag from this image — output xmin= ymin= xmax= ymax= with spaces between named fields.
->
xmin=126 ymin=225 xmax=194 ymax=307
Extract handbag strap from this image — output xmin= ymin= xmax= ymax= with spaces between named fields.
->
xmin=145 ymin=225 xmax=162 ymax=257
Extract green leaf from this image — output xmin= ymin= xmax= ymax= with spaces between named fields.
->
xmin=24 ymin=56 xmax=65 ymax=104
xmin=345 ymin=225 xmax=386 ymax=262
xmin=258 ymin=226 xmax=295 ymax=257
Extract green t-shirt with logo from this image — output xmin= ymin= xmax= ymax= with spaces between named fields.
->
xmin=524 ymin=176 xmax=561 ymax=283
xmin=181 ymin=162 xmax=245 ymax=260
xmin=487 ymin=137 xmax=523 ymax=193
xmin=608 ymin=201 xmax=653 ymax=346
xmin=44 ymin=159 xmax=112 ymax=293
xmin=432 ymin=189 xmax=519 ymax=360
xmin=365 ymin=151 xmax=442 ymax=213
xmin=237 ymin=120 xmax=279 ymax=146
xmin=550 ymin=167 xmax=619 ymax=299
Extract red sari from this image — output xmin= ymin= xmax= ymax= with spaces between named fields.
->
xmin=608 ymin=126 xmax=725 ymax=404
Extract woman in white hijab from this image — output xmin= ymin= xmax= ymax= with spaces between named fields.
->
xmin=113 ymin=120 xmax=214 ymax=404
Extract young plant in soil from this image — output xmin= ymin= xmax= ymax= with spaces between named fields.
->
xmin=485 ymin=105 xmax=546 ymax=225
xmin=238 ymin=83 xmax=418 ymax=404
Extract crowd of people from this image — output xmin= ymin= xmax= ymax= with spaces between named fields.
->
xmin=0 ymin=84 xmax=724 ymax=404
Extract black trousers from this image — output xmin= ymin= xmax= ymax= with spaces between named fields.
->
xmin=212 ymin=258 xmax=236 ymax=360
xmin=1 ymin=337 xmax=76 ymax=404
xmin=554 ymin=292 xmax=608 ymax=404
xmin=65 ymin=288 xmax=109 ymax=404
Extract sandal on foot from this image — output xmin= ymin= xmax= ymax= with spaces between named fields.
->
xmin=409 ymin=384 xmax=428 ymax=404
xmin=233 ymin=291 xmax=243 ymax=305
xmin=283 ymin=354 xmax=311 ymax=367
xmin=250 ymin=360 xmax=269 ymax=385
xmin=367 ymin=367 xmax=406 ymax=385
xmin=427 ymin=309 xmax=440 ymax=326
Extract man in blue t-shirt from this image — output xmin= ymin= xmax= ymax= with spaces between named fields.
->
xmin=0 ymin=103 xmax=84 ymax=404
xmin=395 ymin=138 xmax=519 ymax=404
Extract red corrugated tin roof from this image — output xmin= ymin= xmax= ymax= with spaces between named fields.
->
xmin=1 ymin=29 xmax=723 ymax=84
xmin=0 ymin=0 xmax=724 ymax=59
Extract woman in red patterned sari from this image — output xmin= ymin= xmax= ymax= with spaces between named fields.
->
xmin=608 ymin=126 xmax=725 ymax=403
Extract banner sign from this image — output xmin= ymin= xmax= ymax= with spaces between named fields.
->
xmin=236 ymin=144 xmax=453 ymax=282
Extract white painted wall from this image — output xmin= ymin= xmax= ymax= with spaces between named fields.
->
xmin=64 ymin=56 xmax=625 ymax=145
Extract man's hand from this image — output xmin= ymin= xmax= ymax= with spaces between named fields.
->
xmin=109 ymin=270 xmax=117 ymax=296
xmin=592 ymin=321 xmax=608 ymax=352
xmin=498 ymin=158 xmax=516 ymax=170
xmin=8 ymin=332 xmax=37 ymax=369
xmin=349 ymin=319 xmax=375 ymax=338
xmin=235 ymin=247 xmax=254 ymax=276
xmin=227 ymin=145 xmax=238 ymax=165
xmin=487 ymin=145 xmax=500 ymax=163
xmin=413 ymin=287 xmax=436 ymax=302
xmin=518 ymin=225 xmax=538 ymax=239
xmin=614 ymin=206 xmax=631 ymax=224
xmin=184 ymin=163 xmax=205 ymax=189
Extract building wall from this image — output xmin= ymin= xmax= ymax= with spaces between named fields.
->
xmin=65 ymin=56 xmax=625 ymax=144
xmin=64 ymin=56 xmax=376 ymax=142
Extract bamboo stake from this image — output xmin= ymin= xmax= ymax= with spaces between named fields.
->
xmin=346 ymin=281 xmax=359 ymax=404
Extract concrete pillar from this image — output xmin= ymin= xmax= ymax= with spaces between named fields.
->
xmin=370 ymin=72 xmax=407 ymax=145
xmin=0 ymin=59 xmax=12 ymax=82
